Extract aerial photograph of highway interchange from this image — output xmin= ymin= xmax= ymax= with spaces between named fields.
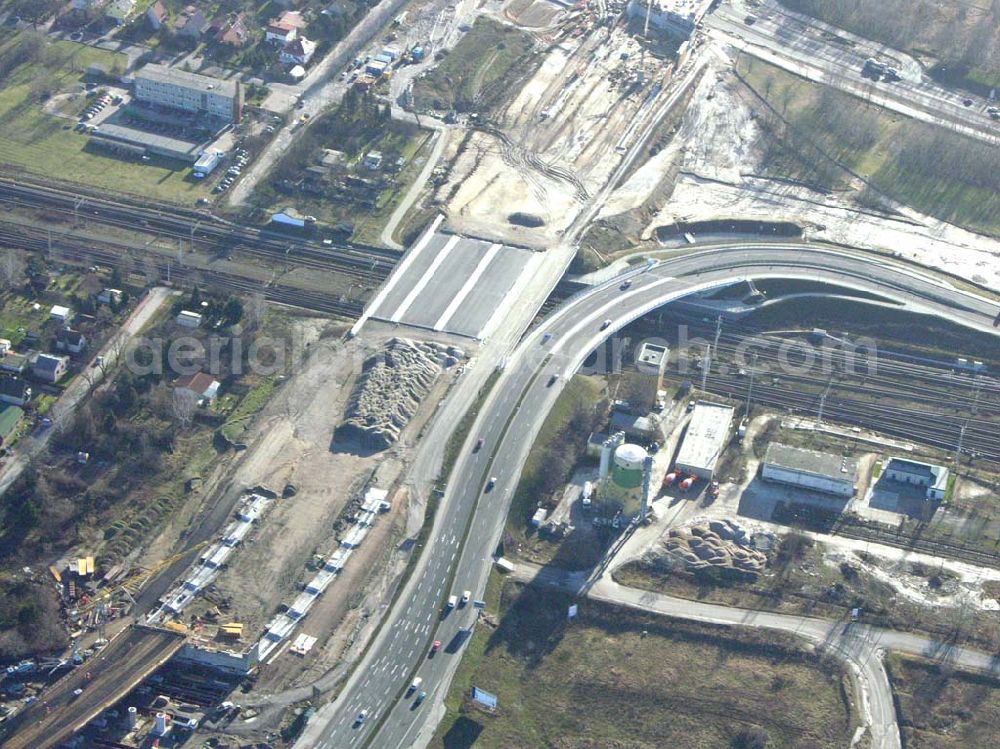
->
xmin=0 ymin=0 xmax=1000 ymax=747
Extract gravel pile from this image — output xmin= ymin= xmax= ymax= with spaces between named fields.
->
xmin=339 ymin=338 xmax=463 ymax=450
xmin=651 ymin=520 xmax=768 ymax=579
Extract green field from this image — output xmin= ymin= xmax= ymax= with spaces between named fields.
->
xmin=887 ymin=654 xmax=1000 ymax=748
xmin=0 ymin=31 xmax=209 ymax=204
xmin=434 ymin=579 xmax=856 ymax=749
xmin=737 ymin=55 xmax=1000 ymax=236
xmin=220 ymin=377 xmax=276 ymax=443
xmin=412 ymin=17 xmax=537 ymax=112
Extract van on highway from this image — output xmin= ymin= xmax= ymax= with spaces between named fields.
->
xmin=408 ymin=677 xmax=423 ymax=694
xmin=446 ymin=595 xmax=457 ymax=609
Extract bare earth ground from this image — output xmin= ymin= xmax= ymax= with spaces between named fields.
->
xmin=208 ymin=327 xmax=464 ymax=649
xmin=141 ymin=317 xmax=472 ymax=705
xmin=439 ymin=22 xmax=671 ymax=247
xmin=599 ymin=48 xmax=1000 ymax=293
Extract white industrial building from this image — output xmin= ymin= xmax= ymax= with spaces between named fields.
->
xmin=626 ymin=0 xmax=713 ymax=40
xmin=883 ymin=457 xmax=950 ymax=501
xmin=134 ymin=64 xmax=243 ymax=123
xmin=675 ymin=401 xmax=734 ymax=480
xmin=762 ymin=444 xmax=858 ymax=497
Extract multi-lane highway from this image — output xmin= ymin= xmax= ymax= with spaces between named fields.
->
xmin=295 ymin=243 xmax=1000 ymax=748
xmin=709 ymin=1 xmax=1000 ymax=146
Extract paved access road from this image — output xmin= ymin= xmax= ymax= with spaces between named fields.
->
xmin=296 ymin=243 xmax=1000 ymax=749
xmin=0 ymin=286 xmax=171 ymax=498
xmin=709 ymin=1 xmax=1000 ymax=146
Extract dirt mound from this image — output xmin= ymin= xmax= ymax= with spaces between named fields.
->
xmin=338 ymin=338 xmax=462 ymax=450
xmin=649 ymin=519 xmax=768 ymax=579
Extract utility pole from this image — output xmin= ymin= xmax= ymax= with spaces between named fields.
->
xmin=74 ymin=198 xmax=84 ymax=224
xmin=713 ymin=315 xmax=723 ymax=352
xmin=745 ymin=352 xmax=757 ymax=417
xmin=190 ymin=220 xmax=200 ymax=253
xmin=954 ymin=421 xmax=967 ymax=466
xmin=817 ymin=380 xmax=833 ymax=426
xmin=700 ymin=343 xmax=710 ymax=392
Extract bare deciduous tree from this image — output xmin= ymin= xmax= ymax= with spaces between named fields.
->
xmin=0 ymin=249 xmax=25 ymax=288
xmin=171 ymin=387 xmax=199 ymax=430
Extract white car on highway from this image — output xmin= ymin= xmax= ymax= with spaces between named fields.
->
xmin=460 ymin=590 xmax=471 ymax=606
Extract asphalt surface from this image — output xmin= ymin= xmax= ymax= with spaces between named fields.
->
xmin=295 ymin=243 xmax=1000 ymax=749
xmin=511 ymin=561 xmax=1000 ymax=749
xmin=366 ymin=232 xmax=537 ymax=338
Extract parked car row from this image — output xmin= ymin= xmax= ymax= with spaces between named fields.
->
xmin=213 ymin=148 xmax=250 ymax=194
xmin=80 ymin=93 xmax=114 ymax=122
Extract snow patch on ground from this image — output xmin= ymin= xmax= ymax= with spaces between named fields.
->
xmin=823 ymin=549 xmax=1000 ymax=612
xmin=601 ymin=44 xmax=1000 ymax=294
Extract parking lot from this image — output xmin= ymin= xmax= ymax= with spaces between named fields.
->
xmin=365 ymin=230 xmax=540 ymax=339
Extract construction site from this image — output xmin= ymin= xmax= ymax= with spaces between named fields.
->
xmin=420 ymin=0 xmax=702 ymax=247
xmin=0 ymin=311 xmax=468 ymax=748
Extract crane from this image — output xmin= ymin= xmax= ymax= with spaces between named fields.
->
xmin=76 ymin=541 xmax=212 ymax=616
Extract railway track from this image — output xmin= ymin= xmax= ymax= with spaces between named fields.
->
xmin=0 ymin=178 xmax=400 ymax=282
xmin=650 ymin=310 xmax=1000 ymax=464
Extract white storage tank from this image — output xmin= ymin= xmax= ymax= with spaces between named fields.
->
xmin=614 ymin=443 xmax=648 ymax=471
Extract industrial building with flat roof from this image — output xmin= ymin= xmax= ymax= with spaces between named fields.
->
xmin=674 ymin=401 xmax=734 ymax=480
xmin=134 ymin=64 xmax=243 ymax=122
xmin=762 ymin=444 xmax=858 ymax=497
xmin=91 ymin=122 xmax=206 ymax=162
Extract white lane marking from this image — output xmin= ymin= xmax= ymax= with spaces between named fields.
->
xmin=390 ymin=235 xmax=461 ymax=322
xmin=354 ymin=214 xmax=442 ymax=332
xmin=550 ymin=274 xmax=677 ymax=357
xmin=433 ymin=242 xmax=503 ymax=330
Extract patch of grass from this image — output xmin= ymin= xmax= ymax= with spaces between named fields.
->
xmin=432 ymin=581 xmax=856 ymax=748
xmin=413 ymin=17 xmax=536 ymax=112
xmin=347 ymin=130 xmax=432 ymax=246
xmin=508 ymin=374 xmax=604 ymax=527
xmin=737 ymin=54 xmax=1000 ymax=235
xmin=220 ymin=377 xmax=276 ymax=443
xmin=886 ymin=653 xmax=1000 ymax=748
xmin=0 ymin=31 xmax=210 ymax=204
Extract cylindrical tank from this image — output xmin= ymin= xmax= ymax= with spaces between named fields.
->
xmin=153 ymin=712 xmax=169 ymax=735
xmin=127 ymin=706 xmax=138 ymax=729
xmin=614 ymin=443 xmax=648 ymax=471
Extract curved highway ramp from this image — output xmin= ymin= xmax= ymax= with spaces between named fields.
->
xmin=0 ymin=626 xmax=185 ymax=749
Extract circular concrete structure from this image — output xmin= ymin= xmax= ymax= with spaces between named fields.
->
xmin=614 ymin=443 xmax=648 ymax=470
